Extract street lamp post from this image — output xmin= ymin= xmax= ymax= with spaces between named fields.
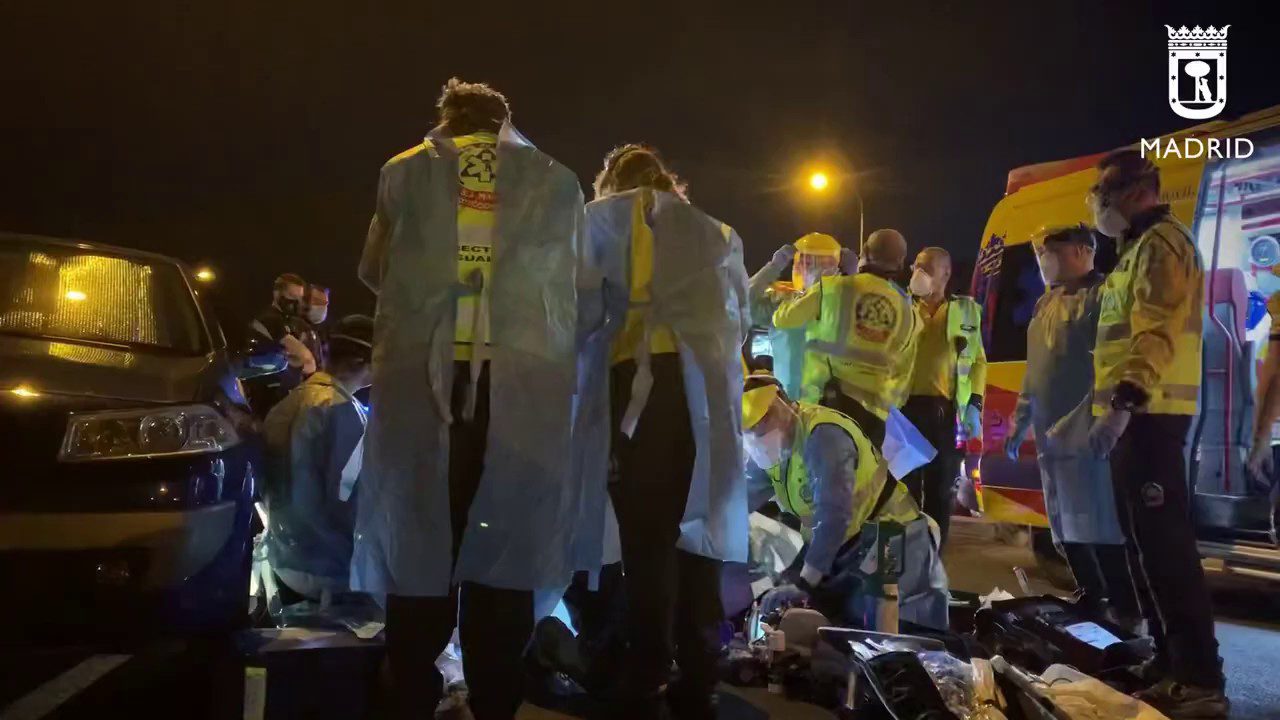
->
xmin=806 ymin=169 xmax=864 ymax=253
xmin=852 ymin=188 xmax=865 ymax=255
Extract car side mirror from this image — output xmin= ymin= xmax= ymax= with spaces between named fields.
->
xmin=233 ymin=349 xmax=288 ymax=380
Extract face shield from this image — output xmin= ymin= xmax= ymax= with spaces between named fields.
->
xmin=1034 ymin=243 xmax=1061 ymax=285
xmin=791 ymin=233 xmax=842 ymax=291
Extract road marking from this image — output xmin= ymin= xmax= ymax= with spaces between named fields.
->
xmin=243 ymin=667 xmax=267 ymax=720
xmin=0 ymin=654 xmax=131 ymax=720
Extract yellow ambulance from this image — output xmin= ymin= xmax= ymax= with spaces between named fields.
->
xmin=969 ymin=104 xmax=1280 ymax=582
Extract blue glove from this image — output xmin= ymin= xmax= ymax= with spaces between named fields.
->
xmin=760 ymin=583 xmax=810 ymax=616
xmin=1088 ymin=409 xmax=1131 ymax=458
xmin=1003 ymin=421 xmax=1029 ymax=460
xmin=962 ymin=404 xmax=983 ymax=442
xmin=771 ymin=244 xmax=798 ymax=268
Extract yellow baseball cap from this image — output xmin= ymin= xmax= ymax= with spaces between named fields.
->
xmin=742 ymin=374 xmax=783 ymax=430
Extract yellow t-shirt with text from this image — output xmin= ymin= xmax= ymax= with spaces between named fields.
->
xmin=454 ymin=132 xmax=498 ymax=361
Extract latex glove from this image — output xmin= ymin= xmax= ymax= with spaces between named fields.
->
xmin=1247 ymin=441 xmax=1274 ymax=482
xmin=1003 ymin=423 xmax=1029 ymax=460
xmin=760 ymin=583 xmax=810 ymax=616
xmin=1088 ymin=409 xmax=1131 ymax=458
xmin=771 ymin=244 xmax=798 ymax=268
xmin=839 ymin=247 xmax=858 ymax=275
xmin=962 ymin=404 xmax=983 ymax=442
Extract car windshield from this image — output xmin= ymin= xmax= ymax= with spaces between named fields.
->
xmin=0 ymin=242 xmax=206 ymax=354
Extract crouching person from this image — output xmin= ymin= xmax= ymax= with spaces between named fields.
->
xmin=742 ymin=373 xmax=949 ymax=631
xmin=262 ymin=315 xmax=374 ymax=600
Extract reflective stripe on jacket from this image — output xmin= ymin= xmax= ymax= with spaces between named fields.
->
xmin=946 ymin=296 xmax=986 ymax=411
xmin=1093 ymin=216 xmax=1203 ymax=416
xmin=794 ymin=273 xmax=918 ymax=418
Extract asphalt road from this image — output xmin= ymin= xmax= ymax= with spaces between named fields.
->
xmin=3 ymin=518 xmax=1277 ymax=719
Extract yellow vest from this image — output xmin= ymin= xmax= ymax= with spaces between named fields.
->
xmin=452 ymin=132 xmax=498 ymax=361
xmin=799 ymin=273 xmax=918 ymax=418
xmin=610 ymin=189 xmax=679 ymax=364
xmin=1093 ymin=218 xmax=1203 ymax=416
xmin=945 ymin=297 xmax=984 ymax=411
xmin=766 ymin=404 xmax=919 ymax=539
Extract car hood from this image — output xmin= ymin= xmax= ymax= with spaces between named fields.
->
xmin=0 ymin=335 xmax=214 ymax=406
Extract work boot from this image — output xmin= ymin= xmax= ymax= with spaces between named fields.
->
xmin=1134 ymin=679 xmax=1229 ymax=719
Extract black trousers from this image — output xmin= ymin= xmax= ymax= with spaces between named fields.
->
xmin=821 ymin=387 xmax=886 ymax=448
xmin=902 ymin=395 xmax=963 ymax=546
xmin=1061 ymin=542 xmax=1141 ymax=620
xmin=610 ymin=356 xmax=724 ymax=708
xmin=385 ymin=363 xmax=534 ymax=720
xmin=1110 ymin=413 xmax=1222 ymax=688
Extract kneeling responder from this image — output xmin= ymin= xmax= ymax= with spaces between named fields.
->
xmin=748 ymin=232 xmax=856 ymax=399
xmin=742 ymin=374 xmax=949 ymax=631
xmin=773 ymin=229 xmax=918 ymax=447
xmin=262 ymin=315 xmax=374 ymax=600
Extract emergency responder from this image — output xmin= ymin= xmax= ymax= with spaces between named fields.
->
xmin=300 ymin=282 xmax=330 ymax=370
xmin=902 ymin=247 xmax=986 ymax=546
xmin=262 ymin=314 xmax=373 ymax=601
xmin=243 ymin=273 xmax=318 ymax=416
xmin=580 ymin=143 xmax=749 ymax=719
xmin=1087 ymin=149 xmax=1226 ymax=718
xmin=1002 ymin=227 xmax=1140 ymax=628
xmin=773 ymin=228 xmax=918 ymax=447
xmin=748 ymin=233 xmax=857 ymax=399
xmin=742 ymin=373 xmax=949 ymax=630
xmin=1247 ymin=284 xmax=1280 ymax=480
xmin=354 ymin=78 xmax=585 ymax=720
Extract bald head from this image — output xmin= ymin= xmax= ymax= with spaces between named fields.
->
xmin=864 ymin=229 xmax=907 ymax=271
xmin=915 ymin=247 xmax=951 ymax=273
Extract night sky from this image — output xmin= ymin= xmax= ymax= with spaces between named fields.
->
xmin=1 ymin=1 xmax=1275 ymax=340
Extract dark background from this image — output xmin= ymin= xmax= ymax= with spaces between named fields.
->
xmin=1 ymin=1 xmax=1274 ymax=338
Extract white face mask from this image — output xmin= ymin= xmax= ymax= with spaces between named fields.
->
xmin=1037 ymin=252 xmax=1060 ymax=285
xmin=909 ymin=268 xmax=934 ymax=297
xmin=745 ymin=427 xmax=789 ymax=469
xmin=1091 ymin=195 xmax=1130 ymax=238
xmin=306 ymin=305 xmax=328 ymax=325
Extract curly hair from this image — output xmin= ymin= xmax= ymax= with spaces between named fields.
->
xmin=436 ymin=77 xmax=510 ymax=136
xmin=592 ymin=144 xmax=688 ymax=200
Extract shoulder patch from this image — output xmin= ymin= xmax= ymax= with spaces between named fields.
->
xmin=854 ymin=291 xmax=900 ymax=342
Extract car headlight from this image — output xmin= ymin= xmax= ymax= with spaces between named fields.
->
xmin=60 ymin=404 xmax=241 ymax=462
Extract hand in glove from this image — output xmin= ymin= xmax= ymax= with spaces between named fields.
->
xmin=1088 ymin=409 xmax=1131 ymax=458
xmin=1003 ymin=422 xmax=1029 ymax=460
xmin=760 ymin=583 xmax=810 ymax=616
xmin=961 ymin=404 xmax=983 ymax=442
xmin=1247 ymin=441 xmax=1274 ymax=482
xmin=839 ymin=247 xmax=858 ymax=275
xmin=771 ymin=244 xmax=798 ymax=268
